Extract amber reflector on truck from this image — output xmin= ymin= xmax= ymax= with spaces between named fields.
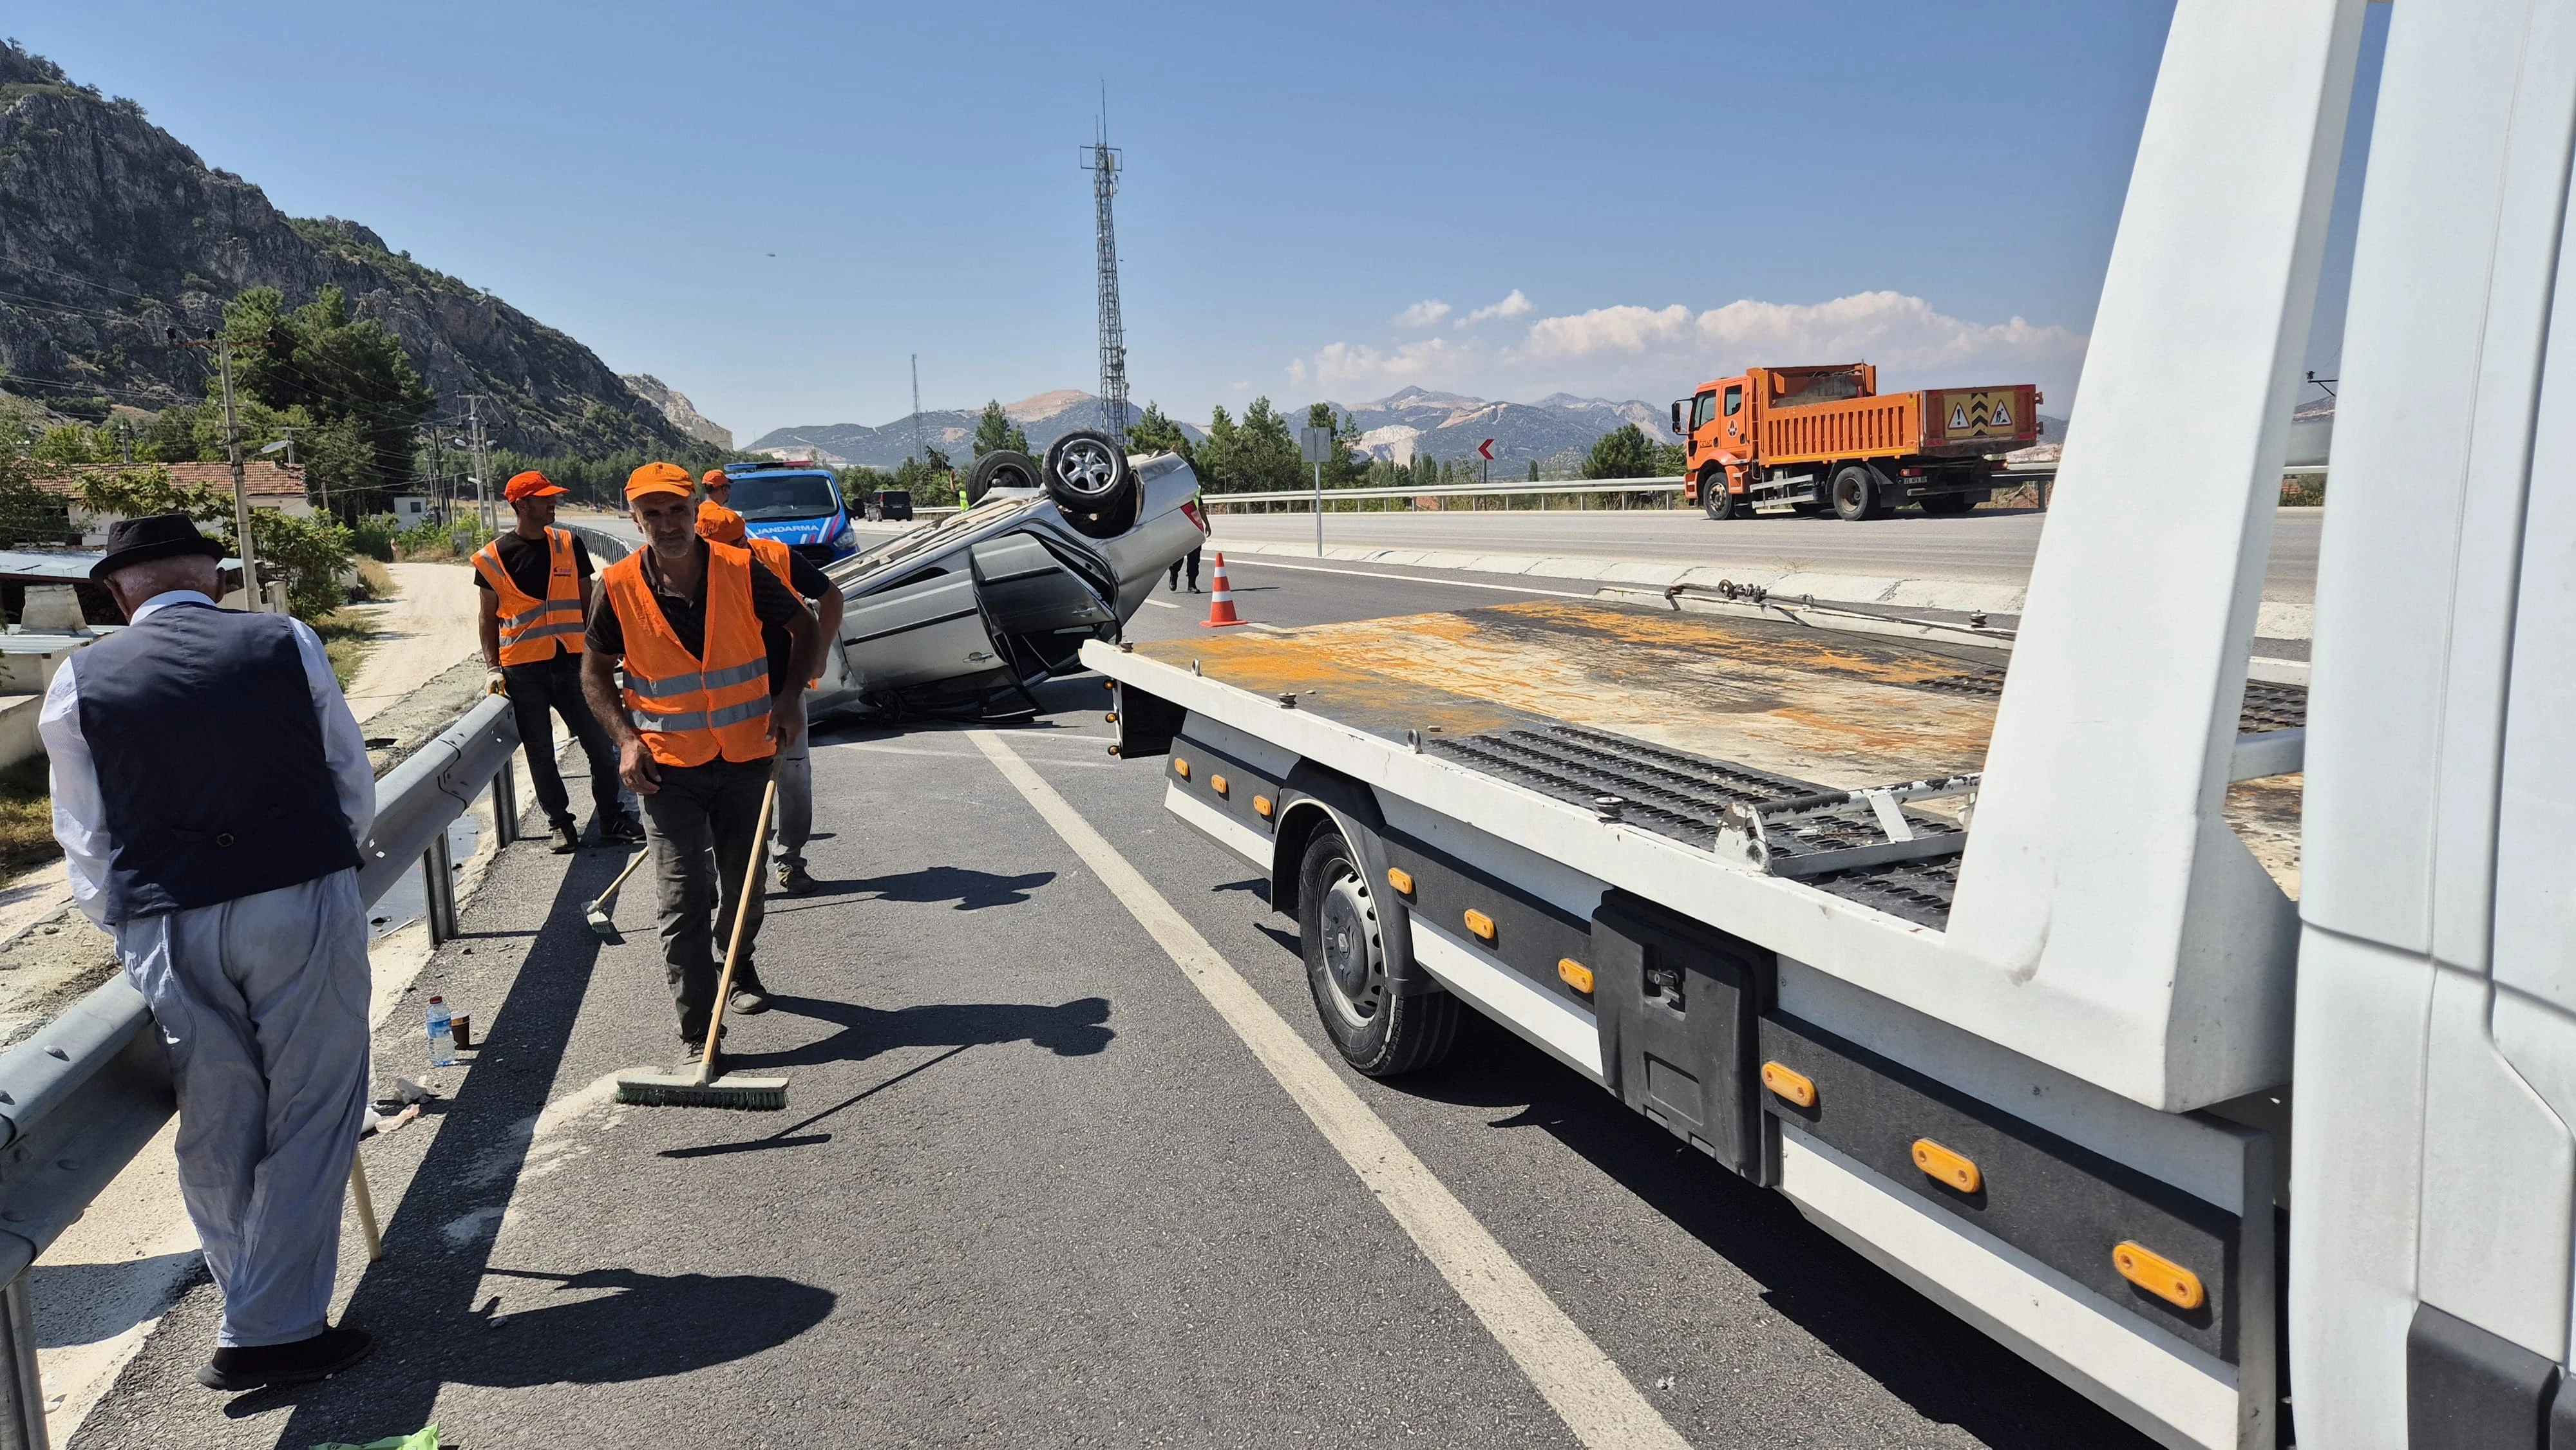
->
xmin=1174 ymin=758 xmax=1190 ymax=779
xmin=1910 ymin=1138 xmax=1981 ymax=1194
xmin=1254 ymin=795 xmax=1274 ymax=819
xmin=2112 ymin=1241 xmax=2205 ymax=1310
xmin=1209 ymin=774 xmax=1229 ymax=798
xmin=1104 ymin=711 xmax=1117 ymax=724
xmin=1464 ymin=909 xmax=1497 ymax=943
xmin=1759 ymin=1061 xmax=1816 ymax=1108
xmin=1557 ymin=958 xmax=1594 ymax=994
xmin=1386 ymin=867 xmax=1414 ymax=896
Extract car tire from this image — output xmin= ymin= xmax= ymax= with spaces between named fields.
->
xmin=1042 ymin=431 xmax=1136 ymax=517
xmin=967 ymin=449 xmax=1041 ymax=506
xmin=1830 ymin=464 xmax=1884 ymax=522
xmin=1300 ymin=828 xmax=1459 ymax=1078
xmin=1703 ymin=471 xmax=1747 ymax=521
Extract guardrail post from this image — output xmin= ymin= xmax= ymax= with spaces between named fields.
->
xmin=491 ymin=756 xmax=518 ymax=848
xmin=0 ymin=1274 xmax=47 ymax=1450
xmin=424 ymin=834 xmax=456 ymax=945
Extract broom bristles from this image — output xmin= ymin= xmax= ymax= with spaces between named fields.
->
xmin=614 ymin=1073 xmax=788 ymax=1110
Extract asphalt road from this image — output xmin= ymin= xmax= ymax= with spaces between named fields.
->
xmin=1208 ymin=504 xmax=2325 ymax=600
xmin=78 ymin=563 xmax=2157 ymax=1449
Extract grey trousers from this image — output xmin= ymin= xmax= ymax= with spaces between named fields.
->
xmin=116 ymin=869 xmax=370 ymax=1348
xmin=770 ymin=734 xmax=811 ymax=870
xmin=641 ymin=756 xmax=774 ymax=1040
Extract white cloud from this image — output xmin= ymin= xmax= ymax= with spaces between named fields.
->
xmin=1293 ymin=337 xmax=1463 ymax=389
xmin=1513 ymin=291 xmax=2085 ymax=379
xmin=1390 ymin=299 xmax=1452 ymax=328
xmin=1456 ymin=288 xmax=1534 ymax=328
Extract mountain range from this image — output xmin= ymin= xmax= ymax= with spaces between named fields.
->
xmin=0 ymin=42 xmax=696 ymax=456
xmin=1325 ymin=387 xmax=1674 ymax=473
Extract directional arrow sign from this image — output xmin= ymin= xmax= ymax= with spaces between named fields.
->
xmin=1477 ymin=438 xmax=1496 ymax=460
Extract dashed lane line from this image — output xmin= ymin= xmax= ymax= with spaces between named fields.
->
xmin=967 ymin=729 xmax=1692 ymax=1450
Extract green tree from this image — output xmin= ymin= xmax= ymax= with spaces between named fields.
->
xmin=1410 ymin=451 xmax=1437 ymax=492
xmin=1230 ymin=397 xmax=1303 ymax=494
xmin=1197 ymin=406 xmax=1241 ymax=491
xmin=1526 ymin=460 xmax=1540 ymax=482
xmin=971 ymin=400 xmax=1032 ymax=457
xmin=1304 ymin=402 xmax=1368 ymax=488
xmin=222 ymin=286 xmax=437 ymax=509
xmin=73 ymin=466 xmax=352 ymax=618
xmin=1580 ymin=424 xmax=1657 ymax=480
xmin=1130 ymin=400 xmax=1198 ymax=469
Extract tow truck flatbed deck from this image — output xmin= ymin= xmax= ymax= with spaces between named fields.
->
xmin=1124 ymin=599 xmax=2303 ymax=925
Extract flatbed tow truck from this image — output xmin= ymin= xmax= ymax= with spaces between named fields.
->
xmin=1085 ymin=3 xmax=2576 ymax=1447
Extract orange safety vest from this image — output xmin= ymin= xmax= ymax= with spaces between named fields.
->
xmin=472 ymin=527 xmax=586 ymax=664
xmin=602 ymin=542 xmax=775 ymax=767
xmin=739 ymin=534 xmax=824 ymax=687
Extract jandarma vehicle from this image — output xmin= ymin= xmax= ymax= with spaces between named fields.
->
xmin=719 ymin=458 xmax=862 ymax=565
xmin=806 ymin=429 xmax=1208 ymax=721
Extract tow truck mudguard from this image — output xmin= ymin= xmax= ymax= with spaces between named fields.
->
xmin=1274 ymin=763 xmax=1437 ymax=999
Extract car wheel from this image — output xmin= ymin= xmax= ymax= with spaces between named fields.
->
xmin=968 ymin=449 xmax=1041 ymax=506
xmin=1830 ymin=464 xmax=1884 ymax=522
xmin=1703 ymin=471 xmax=1747 ymax=520
xmin=1042 ymin=431 xmax=1137 ymax=517
xmin=1300 ymin=828 xmax=1459 ymax=1077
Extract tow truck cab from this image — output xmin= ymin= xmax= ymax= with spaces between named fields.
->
xmin=721 ymin=459 xmax=859 ymax=565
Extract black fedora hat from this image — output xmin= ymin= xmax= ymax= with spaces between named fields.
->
xmin=90 ymin=513 xmax=227 ymax=581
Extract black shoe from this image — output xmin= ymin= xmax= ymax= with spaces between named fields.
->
xmin=549 ymin=821 xmax=580 ymax=854
xmin=776 ymin=861 xmax=815 ymax=896
xmin=729 ymin=976 xmax=771 ymax=1015
xmin=196 ymin=1326 xmax=372 ymax=1391
xmin=600 ymin=813 xmax=646 ymax=845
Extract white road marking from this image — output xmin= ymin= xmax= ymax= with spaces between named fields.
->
xmin=835 ymin=740 xmax=1115 ymax=767
xmin=1143 ymin=598 xmax=1181 ymax=609
xmin=969 ymin=730 xmax=1690 ymax=1450
xmin=1216 ymin=555 xmax=1601 ymax=600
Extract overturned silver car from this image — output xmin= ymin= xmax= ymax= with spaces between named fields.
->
xmin=804 ymin=431 xmax=1208 ymax=721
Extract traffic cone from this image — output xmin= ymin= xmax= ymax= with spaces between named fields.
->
xmin=1201 ymin=553 xmax=1244 ymax=627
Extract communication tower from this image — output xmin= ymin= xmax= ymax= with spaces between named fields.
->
xmin=1082 ymin=103 xmax=1129 ymax=444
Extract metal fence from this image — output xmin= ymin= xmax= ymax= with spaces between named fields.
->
xmin=0 ymin=693 xmax=523 ymax=1448
xmin=1195 ymin=462 xmax=2067 ymax=511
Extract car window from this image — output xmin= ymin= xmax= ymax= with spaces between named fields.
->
xmin=727 ymin=473 xmax=841 ymax=520
xmin=1692 ymin=392 xmax=1717 ymax=428
xmin=1724 ymin=386 xmax=1744 ymax=418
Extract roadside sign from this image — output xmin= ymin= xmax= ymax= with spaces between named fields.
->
xmin=1478 ymin=438 xmax=1495 ymax=460
xmin=1298 ymin=426 xmax=1335 ymax=464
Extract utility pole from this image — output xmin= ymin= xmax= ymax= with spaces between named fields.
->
xmin=909 ymin=355 xmax=926 ymax=469
xmin=1081 ymin=95 xmax=1129 ymax=446
xmin=170 ymin=328 xmax=262 ymax=609
xmin=466 ymin=395 xmax=493 ymax=534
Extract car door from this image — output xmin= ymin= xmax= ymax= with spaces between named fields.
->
xmin=836 ymin=569 xmax=1005 ymax=693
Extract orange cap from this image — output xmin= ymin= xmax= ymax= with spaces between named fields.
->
xmin=504 ymin=470 xmax=567 ymax=502
xmin=625 ymin=462 xmax=694 ymax=500
xmin=696 ymin=500 xmax=746 ymax=543
xmin=702 ymin=469 xmax=728 ymax=488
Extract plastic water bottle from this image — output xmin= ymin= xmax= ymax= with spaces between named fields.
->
xmin=426 ymin=996 xmax=455 ymax=1068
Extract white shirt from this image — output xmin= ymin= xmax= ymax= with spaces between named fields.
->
xmin=39 ymin=591 xmax=377 ymax=928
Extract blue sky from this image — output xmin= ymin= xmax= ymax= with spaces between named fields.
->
xmin=16 ymin=1 xmax=2382 ymax=443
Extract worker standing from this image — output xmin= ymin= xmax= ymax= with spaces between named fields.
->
xmin=1167 ymin=545 xmax=1202 ymax=594
xmin=473 ymin=471 xmax=639 ymax=852
xmin=582 ymin=464 xmax=819 ymax=1055
xmin=698 ymin=498 xmax=844 ymax=898
xmin=41 ymin=514 xmax=375 ymax=1390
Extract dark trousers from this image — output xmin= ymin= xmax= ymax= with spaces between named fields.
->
xmin=504 ymin=653 xmax=622 ymax=829
xmin=641 ymin=755 xmax=774 ymax=1041
xmin=1168 ymin=547 xmax=1201 ymax=589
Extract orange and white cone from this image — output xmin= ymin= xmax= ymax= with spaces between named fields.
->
xmin=1201 ymin=553 xmax=1244 ymax=627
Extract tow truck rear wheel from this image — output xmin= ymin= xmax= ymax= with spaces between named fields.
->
xmin=1298 ymin=828 xmax=1459 ymax=1077
xmin=1830 ymin=464 xmax=1884 ymax=522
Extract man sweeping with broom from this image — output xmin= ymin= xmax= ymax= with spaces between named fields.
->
xmin=581 ymin=463 xmax=819 ymax=1104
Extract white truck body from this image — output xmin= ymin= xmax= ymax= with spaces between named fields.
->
xmin=1087 ymin=2 xmax=2576 ymax=1445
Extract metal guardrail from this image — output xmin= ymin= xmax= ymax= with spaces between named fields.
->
xmin=1197 ymin=461 xmax=2070 ymax=509
xmin=0 ymin=693 xmax=524 ymax=1449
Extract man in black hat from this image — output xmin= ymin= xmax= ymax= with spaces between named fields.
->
xmin=39 ymin=514 xmax=377 ymax=1390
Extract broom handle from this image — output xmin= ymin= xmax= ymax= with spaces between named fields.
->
xmin=697 ymin=770 xmax=779 ymax=1081
xmin=598 ymin=845 xmax=649 ymax=904
xmin=348 ymin=1151 xmax=383 ymax=1262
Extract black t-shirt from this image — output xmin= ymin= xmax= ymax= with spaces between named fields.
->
xmin=783 ymin=551 xmax=829 ymax=602
xmin=475 ymin=528 xmax=592 ymax=598
xmin=586 ymin=541 xmax=806 ymax=687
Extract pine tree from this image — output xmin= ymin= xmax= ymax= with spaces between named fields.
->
xmin=972 ymin=400 xmax=1032 ymax=457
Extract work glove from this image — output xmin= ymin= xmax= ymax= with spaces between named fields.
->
xmin=485 ymin=668 xmax=508 ymax=698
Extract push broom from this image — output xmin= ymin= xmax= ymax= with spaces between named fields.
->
xmin=584 ymin=845 xmax=650 ymax=939
xmin=616 ymin=767 xmax=790 ymax=1110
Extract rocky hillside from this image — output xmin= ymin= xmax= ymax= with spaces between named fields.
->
xmin=1322 ymin=387 xmax=1673 ymax=472
xmin=750 ymin=391 xmax=1193 ymax=469
xmin=622 ymin=373 xmax=733 ymax=449
xmin=0 ymin=43 xmax=692 ymax=455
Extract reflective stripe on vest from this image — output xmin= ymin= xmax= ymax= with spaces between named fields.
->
xmin=473 ymin=527 xmax=586 ymax=664
xmin=602 ymin=541 xmax=775 ymax=768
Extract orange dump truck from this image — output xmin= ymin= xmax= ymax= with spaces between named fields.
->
xmin=1671 ymin=363 xmax=2041 ymax=520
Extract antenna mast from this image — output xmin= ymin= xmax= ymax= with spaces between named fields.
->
xmin=1082 ymin=94 xmax=1129 ymax=445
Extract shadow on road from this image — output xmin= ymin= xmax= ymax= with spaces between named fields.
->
xmin=788 ymin=865 xmax=1057 ymax=912
xmin=663 ymin=1042 xmax=976 ymax=1160
xmin=737 ymin=993 xmax=1113 ymax=1072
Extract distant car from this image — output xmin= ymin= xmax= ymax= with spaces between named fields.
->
xmin=865 ymin=489 xmax=914 ymax=522
xmin=802 ymin=431 xmax=1209 ymax=722
xmin=719 ymin=460 xmax=860 ymax=564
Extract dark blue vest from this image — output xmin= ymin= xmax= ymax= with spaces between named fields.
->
xmin=75 ymin=603 xmax=360 ymax=923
